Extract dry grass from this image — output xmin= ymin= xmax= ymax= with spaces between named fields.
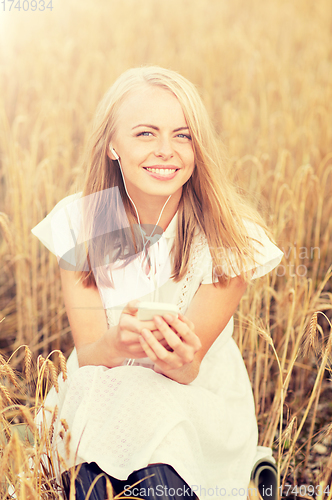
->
xmin=0 ymin=0 xmax=331 ymax=497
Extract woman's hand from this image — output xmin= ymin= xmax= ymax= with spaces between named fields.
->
xmin=110 ymin=300 xmax=169 ymax=359
xmin=138 ymin=312 xmax=202 ymax=379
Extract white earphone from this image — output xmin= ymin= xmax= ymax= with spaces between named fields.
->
xmin=109 ymin=145 xmax=119 ymax=160
xmin=107 ymin=139 xmax=172 ymax=354
xmin=108 ymin=140 xmax=171 ymax=262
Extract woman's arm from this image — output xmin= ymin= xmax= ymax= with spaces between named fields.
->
xmin=139 ymin=275 xmax=248 ymax=384
xmin=59 ymin=268 xmax=161 ymax=368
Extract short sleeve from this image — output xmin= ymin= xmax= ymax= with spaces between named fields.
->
xmin=31 ymin=193 xmax=82 ymax=266
xmin=31 ymin=188 xmax=138 ymax=272
xmin=201 ymin=220 xmax=284 ymax=284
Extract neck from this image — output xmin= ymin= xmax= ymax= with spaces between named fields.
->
xmin=129 ymin=189 xmax=182 ymax=232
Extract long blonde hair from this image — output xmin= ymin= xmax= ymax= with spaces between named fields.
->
xmin=77 ymin=65 xmax=270 ymax=288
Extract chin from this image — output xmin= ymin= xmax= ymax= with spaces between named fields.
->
xmin=157 ymin=187 xmax=182 ymax=197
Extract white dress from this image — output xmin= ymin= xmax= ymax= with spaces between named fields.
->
xmin=31 ymin=192 xmax=283 ymax=498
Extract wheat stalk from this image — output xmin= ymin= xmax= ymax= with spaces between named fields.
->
xmin=65 ymin=431 xmax=71 ymax=460
xmin=0 ymin=212 xmax=15 ymax=254
xmin=58 ymin=351 xmax=68 ymax=382
xmin=24 ymin=345 xmax=32 ymax=383
xmin=0 ymin=383 xmax=13 ymax=405
xmin=19 ymin=405 xmax=37 ymax=433
xmin=48 ymin=405 xmax=58 ymax=444
xmin=47 ymin=359 xmax=59 ymax=393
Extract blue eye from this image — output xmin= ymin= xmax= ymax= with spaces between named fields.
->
xmin=138 ymin=131 xmax=153 ymax=137
xmin=177 ymin=134 xmax=192 ymax=140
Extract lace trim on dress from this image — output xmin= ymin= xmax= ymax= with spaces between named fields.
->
xmin=106 ymin=308 xmax=116 ymax=328
xmin=176 ymin=233 xmax=208 ymax=313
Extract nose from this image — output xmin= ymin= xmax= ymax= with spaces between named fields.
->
xmin=154 ymin=136 xmax=174 ymax=159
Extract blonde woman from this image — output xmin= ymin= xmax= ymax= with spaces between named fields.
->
xmin=32 ymin=66 xmax=283 ymax=500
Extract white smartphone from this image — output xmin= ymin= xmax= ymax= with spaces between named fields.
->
xmin=137 ymin=302 xmax=180 ymax=321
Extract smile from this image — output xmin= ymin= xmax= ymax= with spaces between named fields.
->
xmin=143 ymin=167 xmax=180 ymax=181
xmin=144 ymin=167 xmax=178 ymax=175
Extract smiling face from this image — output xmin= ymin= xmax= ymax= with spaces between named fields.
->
xmin=109 ymin=85 xmax=195 ymax=209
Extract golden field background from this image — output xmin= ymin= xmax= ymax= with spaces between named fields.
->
xmin=0 ymin=0 xmax=331 ymax=496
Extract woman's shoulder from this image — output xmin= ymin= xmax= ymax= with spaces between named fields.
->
xmin=47 ymin=192 xmax=83 ymax=216
xmin=198 ymin=217 xmax=283 ymax=283
xmin=234 ymin=218 xmax=284 ymax=279
xmin=33 ymin=192 xmax=82 ymax=225
xmin=31 ymin=192 xmax=83 ymax=255
xmin=241 ymin=218 xmax=271 ymax=241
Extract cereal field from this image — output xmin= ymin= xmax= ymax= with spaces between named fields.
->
xmin=0 ymin=0 xmax=331 ymax=497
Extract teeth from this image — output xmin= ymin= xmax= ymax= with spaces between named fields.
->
xmin=145 ymin=168 xmax=177 ymax=175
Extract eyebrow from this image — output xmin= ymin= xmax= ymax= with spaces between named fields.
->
xmin=132 ymin=124 xmax=189 ymax=132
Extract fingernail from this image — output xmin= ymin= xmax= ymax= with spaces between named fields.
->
xmin=163 ymin=314 xmax=174 ymax=322
xmin=154 ymin=316 xmax=162 ymax=325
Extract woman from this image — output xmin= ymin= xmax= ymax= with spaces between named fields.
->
xmin=32 ymin=66 xmax=283 ymax=499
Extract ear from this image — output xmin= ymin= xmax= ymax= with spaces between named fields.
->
xmin=108 ymin=145 xmax=119 ymax=161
